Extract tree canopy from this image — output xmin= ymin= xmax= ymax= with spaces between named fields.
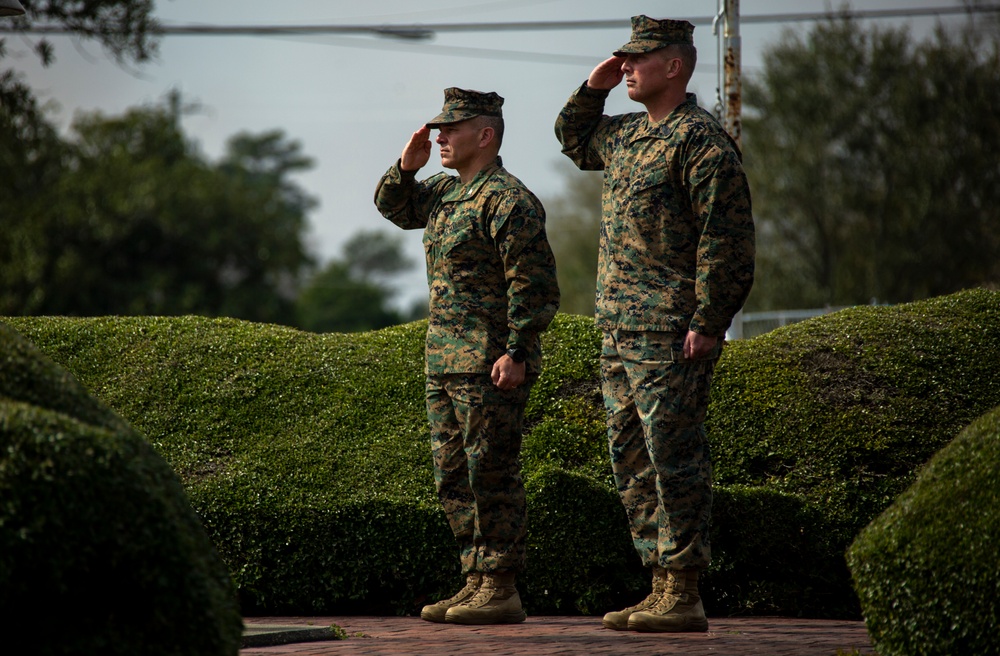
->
xmin=744 ymin=15 xmax=1000 ymax=309
xmin=542 ymin=162 xmax=602 ymax=317
xmin=1 ymin=92 xmax=317 ymax=324
xmin=2 ymin=2 xmax=425 ymax=332
xmin=295 ymin=230 xmax=417 ymax=333
xmin=1 ymin=0 xmax=157 ymax=67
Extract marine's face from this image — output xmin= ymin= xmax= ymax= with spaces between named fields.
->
xmin=435 ymin=120 xmax=483 ymax=171
xmin=621 ymin=49 xmax=674 ymax=104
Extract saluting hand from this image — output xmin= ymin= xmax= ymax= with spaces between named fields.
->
xmin=401 ymin=125 xmax=432 ymax=172
xmin=587 ymin=56 xmax=626 ymax=90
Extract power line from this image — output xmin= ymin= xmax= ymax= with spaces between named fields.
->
xmin=1 ymin=5 xmax=997 ymax=38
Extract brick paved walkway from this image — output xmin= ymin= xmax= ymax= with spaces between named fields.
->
xmin=241 ymin=615 xmax=876 ymax=655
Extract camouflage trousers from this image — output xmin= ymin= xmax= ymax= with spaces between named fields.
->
xmin=600 ymin=330 xmax=720 ymax=571
xmin=426 ymin=373 xmax=535 ymax=575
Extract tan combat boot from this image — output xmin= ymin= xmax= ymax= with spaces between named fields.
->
xmin=627 ymin=569 xmax=708 ymax=632
xmin=444 ymin=572 xmax=526 ymax=624
xmin=602 ymin=566 xmax=668 ymax=630
xmin=420 ymin=572 xmax=482 ymax=623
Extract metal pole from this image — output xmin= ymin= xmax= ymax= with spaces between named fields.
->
xmin=723 ymin=0 xmax=745 ymax=339
xmin=723 ymin=0 xmax=742 ymax=148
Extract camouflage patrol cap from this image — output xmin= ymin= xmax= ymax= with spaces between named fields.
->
xmin=425 ymin=87 xmax=504 ymax=128
xmin=613 ymin=15 xmax=695 ymax=56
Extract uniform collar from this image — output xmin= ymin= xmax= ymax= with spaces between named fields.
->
xmin=638 ymin=93 xmax=699 ymax=140
xmin=443 ymin=156 xmax=503 ymax=202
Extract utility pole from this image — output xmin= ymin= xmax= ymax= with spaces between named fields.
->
xmin=723 ymin=0 xmax=742 ymax=148
xmin=720 ymin=0 xmax=746 ymax=339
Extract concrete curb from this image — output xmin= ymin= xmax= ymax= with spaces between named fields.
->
xmin=241 ymin=623 xmax=342 ymax=648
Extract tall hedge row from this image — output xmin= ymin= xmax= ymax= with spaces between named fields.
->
xmin=4 ymin=287 xmax=999 ymax=621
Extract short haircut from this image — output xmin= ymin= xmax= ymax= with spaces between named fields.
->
xmin=475 ymin=115 xmax=504 ymax=148
xmin=661 ymin=43 xmax=697 ymax=82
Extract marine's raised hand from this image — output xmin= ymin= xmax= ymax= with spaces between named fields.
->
xmin=401 ymin=125 xmax=432 ymax=172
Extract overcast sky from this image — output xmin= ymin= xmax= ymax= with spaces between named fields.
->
xmin=7 ymin=0 xmax=967 ymax=310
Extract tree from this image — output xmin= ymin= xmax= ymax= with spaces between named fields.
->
xmin=0 ymin=70 xmax=67 ymax=313
xmin=1 ymin=0 xmax=157 ymax=67
xmin=3 ymin=1 xmax=158 ymax=314
xmin=1 ymin=93 xmax=317 ymax=324
xmin=295 ymin=262 xmax=402 ymax=334
xmin=296 ymin=230 xmax=416 ymax=333
xmin=543 ymin=162 xmax=602 ymax=316
xmin=743 ymin=15 xmax=1000 ymax=310
xmin=341 ymin=229 xmax=414 ymax=286
xmin=211 ymin=126 xmax=319 ymax=322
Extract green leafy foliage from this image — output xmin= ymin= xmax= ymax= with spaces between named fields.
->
xmin=4 ymin=0 xmax=158 ymax=67
xmin=0 ymin=323 xmax=242 ymax=655
xmin=708 ymin=485 xmax=853 ymax=617
xmin=3 ymin=2 xmax=161 ymax=322
xmin=296 ymin=261 xmax=405 ymax=333
xmin=541 ymin=163 xmax=603 ymax=317
xmin=847 ymin=406 xmax=1000 ymax=655
xmin=709 ymin=288 xmax=1000 ymax=537
xmin=523 ymin=466 xmax=636 ymax=615
xmin=4 ymin=288 xmax=999 ymax=618
xmin=1 ymin=94 xmax=316 ymax=324
xmin=296 ymin=230 xmax=417 ymax=333
xmin=744 ymin=17 xmax=1000 ymax=309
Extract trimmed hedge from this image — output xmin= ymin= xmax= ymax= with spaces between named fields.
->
xmin=846 ymin=405 xmax=1000 ymax=655
xmin=0 ymin=323 xmax=243 ymax=655
xmin=4 ymin=287 xmax=999 ymax=619
xmin=706 ymin=288 xmax=1000 ymax=616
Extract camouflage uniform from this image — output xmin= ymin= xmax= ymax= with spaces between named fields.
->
xmin=554 ymin=31 xmax=754 ymax=572
xmin=374 ymin=90 xmax=559 ymax=575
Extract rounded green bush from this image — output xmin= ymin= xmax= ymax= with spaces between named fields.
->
xmin=707 ymin=485 xmax=854 ymax=617
xmin=710 ymin=288 xmax=1000 ymax=544
xmin=523 ymin=465 xmax=639 ymax=615
xmin=847 ymin=405 xmax=1000 ymax=655
xmin=0 ymin=323 xmax=243 ymax=655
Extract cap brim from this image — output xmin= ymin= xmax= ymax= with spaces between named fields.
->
xmin=613 ymin=40 xmax=668 ymax=57
xmin=425 ymin=110 xmax=482 ymax=128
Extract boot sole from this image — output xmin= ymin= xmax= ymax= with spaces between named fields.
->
xmin=444 ymin=611 xmax=527 ymax=625
xmin=420 ymin=609 xmax=448 ymax=623
xmin=627 ymin=617 xmax=709 ymax=633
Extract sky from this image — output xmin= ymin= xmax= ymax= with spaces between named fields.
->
xmin=5 ymin=0 xmax=970 ymax=311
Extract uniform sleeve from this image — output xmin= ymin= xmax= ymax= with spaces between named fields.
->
xmin=554 ymin=82 xmax=616 ymax=172
xmin=373 ymin=160 xmax=445 ymax=230
xmin=488 ymin=191 xmax=560 ymax=350
xmin=686 ymin=136 xmax=756 ymax=336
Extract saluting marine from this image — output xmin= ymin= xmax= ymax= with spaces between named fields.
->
xmin=375 ymin=87 xmax=559 ymax=625
xmin=555 ymin=15 xmax=755 ymax=633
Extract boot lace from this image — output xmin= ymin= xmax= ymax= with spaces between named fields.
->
xmin=439 ymin=575 xmax=480 ymax=606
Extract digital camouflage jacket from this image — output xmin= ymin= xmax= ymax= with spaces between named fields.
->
xmin=374 ymin=157 xmax=559 ymax=375
xmin=555 ymin=83 xmax=755 ymax=337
